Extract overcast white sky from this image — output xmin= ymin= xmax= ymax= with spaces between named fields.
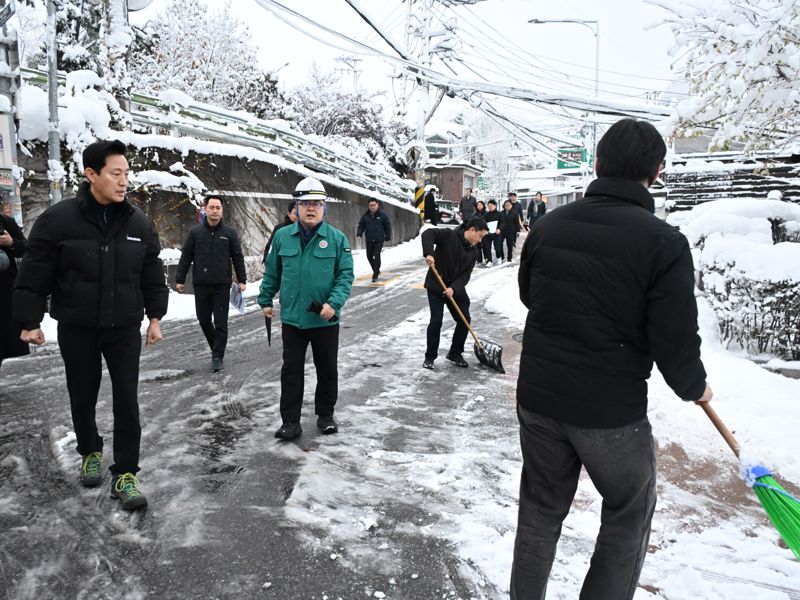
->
xmin=129 ymin=0 xmax=682 ymax=154
xmin=130 ymin=0 xmax=680 ymax=102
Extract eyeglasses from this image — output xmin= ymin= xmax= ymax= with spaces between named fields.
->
xmin=297 ymin=200 xmax=325 ymax=208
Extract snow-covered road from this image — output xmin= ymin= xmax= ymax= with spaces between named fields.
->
xmin=1 ymin=239 xmax=799 ymax=599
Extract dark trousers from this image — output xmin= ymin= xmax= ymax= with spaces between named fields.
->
xmin=194 ymin=283 xmax=230 ymax=359
xmin=502 ymin=231 xmax=515 ymax=260
xmin=425 ymin=290 xmax=470 ymax=361
xmin=57 ymin=323 xmax=142 ymax=474
xmin=366 ymin=241 xmax=384 ymax=277
xmin=511 ymin=406 xmax=656 ymax=600
xmin=279 ymin=323 xmax=339 ymax=423
xmin=482 ymin=233 xmax=504 ymax=261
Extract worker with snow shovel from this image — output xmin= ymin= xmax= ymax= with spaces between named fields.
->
xmin=511 ymin=119 xmax=714 ymax=600
xmin=420 ymin=217 xmax=488 ymax=370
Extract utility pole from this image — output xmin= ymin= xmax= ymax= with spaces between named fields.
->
xmin=0 ymin=0 xmax=23 ymax=222
xmin=47 ymin=0 xmax=62 ymax=205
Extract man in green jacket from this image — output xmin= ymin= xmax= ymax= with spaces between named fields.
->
xmin=258 ymin=177 xmax=354 ymax=440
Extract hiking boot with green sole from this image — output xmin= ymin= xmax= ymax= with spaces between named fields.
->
xmin=111 ymin=473 xmax=148 ymax=511
xmin=79 ymin=451 xmax=103 ymax=487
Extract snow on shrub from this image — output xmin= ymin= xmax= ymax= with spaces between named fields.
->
xmin=671 ymin=198 xmax=800 ymax=359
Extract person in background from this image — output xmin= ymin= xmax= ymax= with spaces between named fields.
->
xmin=0 ymin=210 xmax=28 ymax=368
xmin=263 ymin=201 xmax=297 ymax=264
xmin=259 ymin=177 xmax=354 ymax=440
xmin=175 ymin=195 xmax=247 ymax=373
xmin=424 ymin=187 xmax=440 ymax=226
xmin=420 ymin=217 xmax=488 ymax=370
xmin=507 ymin=192 xmax=525 ymax=242
xmin=483 ymin=199 xmax=504 ymax=266
xmin=499 ymin=199 xmax=519 ymax=262
xmin=511 ymin=118 xmax=713 ymax=599
xmin=14 ymin=140 xmax=168 ymax=511
xmin=527 ymin=191 xmax=547 ymax=227
xmin=459 ymin=187 xmax=477 ymax=222
xmin=357 ymin=198 xmax=392 ymax=283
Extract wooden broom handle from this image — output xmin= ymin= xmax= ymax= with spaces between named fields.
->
xmin=699 ymin=402 xmax=740 ymax=458
xmin=429 ymin=264 xmax=483 ymax=348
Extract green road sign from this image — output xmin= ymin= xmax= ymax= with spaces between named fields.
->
xmin=557 ymin=147 xmax=586 ymax=169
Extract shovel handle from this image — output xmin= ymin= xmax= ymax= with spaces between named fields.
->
xmin=429 ymin=264 xmax=483 ymax=348
xmin=699 ymin=402 xmax=740 ymax=458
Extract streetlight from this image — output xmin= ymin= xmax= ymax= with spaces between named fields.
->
xmin=528 ymin=18 xmax=599 ymax=172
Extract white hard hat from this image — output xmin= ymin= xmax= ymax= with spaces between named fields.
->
xmin=293 ymin=177 xmax=327 ymax=201
xmin=767 ymin=189 xmax=783 ymax=201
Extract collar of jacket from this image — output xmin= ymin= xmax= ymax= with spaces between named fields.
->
xmin=457 ymin=228 xmax=472 ymax=247
xmin=584 ymin=177 xmax=655 ymax=213
xmin=290 ymin=220 xmax=327 ymax=237
xmin=204 ymin=218 xmax=224 ymax=231
xmin=75 ymin=181 xmax=134 ymax=219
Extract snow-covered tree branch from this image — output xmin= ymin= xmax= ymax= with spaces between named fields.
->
xmin=654 ymin=0 xmax=800 ymax=151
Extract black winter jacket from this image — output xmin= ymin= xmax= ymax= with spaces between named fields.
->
xmin=484 ymin=210 xmax=502 ymax=234
xmin=499 ymin=209 xmax=519 ymax=234
xmin=517 ymin=177 xmax=707 ymax=428
xmin=527 ymin=200 xmax=546 ymax=224
xmin=14 ymin=182 xmax=168 ymax=329
xmin=176 ymin=220 xmax=247 ymax=286
xmin=421 ymin=227 xmax=478 ymax=296
xmin=263 ymin=216 xmax=293 ymax=263
xmin=357 ymin=210 xmax=392 ymax=243
xmin=1 ymin=214 xmax=29 ymax=360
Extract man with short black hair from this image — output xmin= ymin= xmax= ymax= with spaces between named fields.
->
xmin=421 ymin=217 xmax=488 ymax=370
xmin=459 ymin=187 xmax=477 ymax=222
xmin=357 ymin=198 xmax=392 ymax=282
xmin=507 ymin=192 xmax=524 ymax=243
xmin=14 ymin=140 xmax=168 ymax=511
xmin=176 ymin=195 xmax=247 ymax=373
xmin=511 ymin=119 xmax=713 ymax=599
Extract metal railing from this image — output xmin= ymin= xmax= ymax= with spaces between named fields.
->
xmin=21 ymin=67 xmax=415 ymax=205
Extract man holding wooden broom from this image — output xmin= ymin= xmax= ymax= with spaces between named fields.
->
xmin=512 ymin=119 xmax=713 ymax=599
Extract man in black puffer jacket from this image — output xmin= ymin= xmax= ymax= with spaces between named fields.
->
xmin=14 ymin=140 xmax=168 ymax=511
xmin=176 ymin=195 xmax=247 ymax=372
xmin=511 ymin=119 xmax=713 ymax=599
xmin=421 ymin=217 xmax=487 ymax=370
xmin=357 ymin=198 xmax=392 ymax=282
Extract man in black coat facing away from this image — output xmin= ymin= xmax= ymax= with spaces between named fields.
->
xmin=421 ymin=217 xmax=487 ymax=370
xmin=14 ymin=140 xmax=168 ymax=511
xmin=511 ymin=119 xmax=713 ymax=599
xmin=357 ymin=198 xmax=392 ymax=282
xmin=176 ymin=195 xmax=247 ymax=372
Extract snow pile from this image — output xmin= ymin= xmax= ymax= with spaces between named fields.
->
xmin=671 ymin=198 xmax=800 ymax=359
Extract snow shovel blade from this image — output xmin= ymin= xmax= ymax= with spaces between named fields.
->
xmin=264 ymin=316 xmax=272 ymax=346
xmin=473 ymin=338 xmax=505 ymax=374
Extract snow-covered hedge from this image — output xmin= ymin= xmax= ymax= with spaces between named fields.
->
xmin=670 ymin=199 xmax=800 ymax=359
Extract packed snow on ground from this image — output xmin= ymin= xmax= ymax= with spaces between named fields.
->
xmin=259 ymin=233 xmax=800 ymax=597
xmin=22 ymin=225 xmax=800 ymax=598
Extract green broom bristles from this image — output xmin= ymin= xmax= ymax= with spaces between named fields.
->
xmin=748 ymin=465 xmax=800 ymax=560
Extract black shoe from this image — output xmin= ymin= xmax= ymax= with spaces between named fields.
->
xmin=371 ymin=275 xmax=379 ymax=282
xmin=110 ymin=473 xmax=148 ymax=511
xmin=422 ymin=359 xmax=434 ymax=370
xmin=317 ymin=415 xmax=338 ymax=434
xmin=446 ymin=352 xmax=469 ymax=367
xmin=212 ymin=357 xmax=224 ymax=372
xmin=275 ymin=422 xmax=302 ymax=440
